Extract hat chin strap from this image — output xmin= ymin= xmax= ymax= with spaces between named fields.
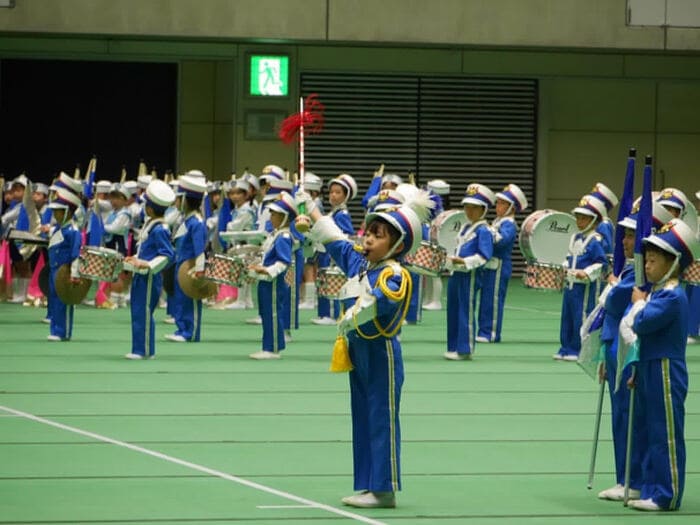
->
xmin=382 ymin=233 xmax=406 ymax=262
xmin=581 ymin=217 xmax=598 ymax=234
xmin=657 ymin=255 xmax=680 ymax=287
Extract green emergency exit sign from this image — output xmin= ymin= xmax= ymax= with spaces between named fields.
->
xmin=250 ymin=55 xmax=289 ymax=96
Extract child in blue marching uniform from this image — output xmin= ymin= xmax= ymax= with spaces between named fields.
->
xmin=46 ymin=188 xmax=83 ymax=341
xmin=655 ymin=187 xmax=700 ymax=342
xmin=297 ymin=185 xmax=434 ymax=509
xmin=311 ymin=173 xmax=358 ymax=325
xmin=248 ymin=192 xmax=296 ymax=359
xmin=619 ymin=218 xmax=699 ymax=511
xmin=596 ymin=202 xmax=673 ymax=502
xmin=165 ymin=174 xmax=208 ymax=343
xmin=444 ymin=183 xmax=496 ymax=360
xmin=477 ymin=183 xmax=528 ymax=343
xmin=554 ymin=195 xmax=608 ymax=361
xmin=123 ymin=180 xmax=176 ymax=359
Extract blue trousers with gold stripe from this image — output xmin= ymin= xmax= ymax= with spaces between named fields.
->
xmin=130 ymin=273 xmax=161 ymax=357
xmin=604 ymin=340 xmax=641 ymax=487
xmin=258 ymin=277 xmax=286 ymax=353
xmin=446 ymin=270 xmax=479 ymax=355
xmin=477 ymin=266 xmax=509 ymax=342
xmin=347 ymin=333 xmax=403 ymax=493
xmin=48 ymin=268 xmax=74 ymax=339
xmin=634 ymin=358 xmax=687 ymax=510
xmin=173 ymin=262 xmax=202 ymax=342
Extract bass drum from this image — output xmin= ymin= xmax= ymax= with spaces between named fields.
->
xmin=519 ymin=209 xmax=577 ymax=265
xmin=430 ymin=209 xmax=466 ymax=256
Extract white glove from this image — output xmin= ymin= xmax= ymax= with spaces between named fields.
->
xmin=619 ymin=300 xmax=644 ymax=346
xmin=294 ymin=190 xmax=316 ymax=214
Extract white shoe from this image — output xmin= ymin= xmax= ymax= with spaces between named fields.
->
xmin=163 ymin=316 xmax=176 ymax=324
xmin=244 ymin=301 xmax=255 ymax=309
xmin=552 ymin=353 xmax=564 ymax=360
xmin=562 ymin=354 xmax=579 ymax=362
xmin=422 ymin=301 xmax=442 ymax=311
xmin=249 ymin=350 xmax=281 ymax=360
xmin=311 ymin=316 xmax=336 ymax=326
xmin=165 ymin=334 xmax=187 ymax=342
xmin=341 ymin=491 xmax=395 ymax=508
xmin=628 ymin=498 xmax=661 ymax=511
xmin=41 ymin=318 xmax=51 ymax=324
xmin=9 ymin=295 xmax=26 ymax=304
xmin=443 ymin=351 xmax=471 ymax=361
xmin=225 ymin=301 xmax=248 ymax=310
xmin=124 ymin=353 xmax=143 ymax=360
xmin=245 ymin=316 xmax=262 ymax=325
xmin=688 ymin=336 xmax=697 ymax=344
xmin=475 ymin=336 xmax=491 ymax=343
xmin=298 ymin=300 xmax=315 ymax=310
xmin=284 ymin=332 xmax=292 ymax=343
xmin=81 ymin=299 xmax=95 ymax=307
xmin=47 ymin=335 xmax=65 ymax=342
xmin=597 ymin=484 xmax=641 ymax=501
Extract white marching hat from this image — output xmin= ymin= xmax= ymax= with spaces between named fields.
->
xmin=303 ymin=172 xmax=323 ymax=192
xmin=178 ymin=174 xmax=208 ymax=197
xmin=109 ymin=183 xmax=131 ymax=200
xmin=590 ymin=182 xmax=619 ymax=211
xmin=381 ymin=173 xmax=403 ymax=188
xmin=137 ymin=174 xmax=153 ymax=189
xmin=48 ymin=187 xmax=82 ymax=210
xmin=461 ymin=183 xmax=496 ymax=207
xmin=427 ymin=179 xmax=450 ymax=195
xmin=496 ymin=183 xmax=528 ymax=212
xmin=95 ymin=180 xmax=112 ymax=193
xmin=144 ymin=179 xmax=176 ymax=209
xmin=572 ymin=194 xmax=607 ymax=221
xmin=329 ymin=173 xmax=358 ymax=202
xmin=51 ymin=172 xmax=83 ymax=195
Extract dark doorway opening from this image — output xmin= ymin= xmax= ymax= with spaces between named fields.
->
xmin=0 ymin=59 xmax=177 ymax=183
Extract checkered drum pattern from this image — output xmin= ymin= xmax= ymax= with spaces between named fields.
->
xmin=522 ymin=263 xmax=565 ymax=291
xmin=316 ymin=269 xmax=347 ymax=299
xmin=204 ymin=255 xmax=247 ymax=286
xmin=79 ymin=247 xmax=123 ymax=282
xmin=404 ymin=243 xmax=446 ymax=276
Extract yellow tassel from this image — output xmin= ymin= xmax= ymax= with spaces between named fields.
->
xmin=329 ymin=335 xmax=353 ymax=372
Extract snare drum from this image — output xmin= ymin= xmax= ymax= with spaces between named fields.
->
xmin=519 ymin=209 xmax=577 ymax=264
xmin=430 ymin=210 xmax=466 ymax=256
xmin=682 ymin=260 xmax=700 ymax=285
xmin=78 ymin=246 xmax=124 ymax=282
xmin=204 ymin=254 xmax=248 ymax=286
xmin=522 ymin=262 xmax=565 ymax=291
xmin=403 ymin=241 xmax=447 ymax=276
xmin=316 ymin=267 xmax=347 ymax=299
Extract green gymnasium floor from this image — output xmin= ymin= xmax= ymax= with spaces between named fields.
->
xmin=0 ymin=280 xmax=697 ymax=524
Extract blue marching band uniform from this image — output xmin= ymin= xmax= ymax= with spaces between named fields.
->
xmin=477 ymin=184 xmax=528 ymax=343
xmin=125 ymin=180 xmax=176 ymax=359
xmin=46 ymin=188 xmax=83 ymax=341
xmin=555 ymin=195 xmax=608 ymax=360
xmin=7 ymin=161 xmax=700 ymax=513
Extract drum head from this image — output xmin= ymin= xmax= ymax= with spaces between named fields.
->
xmin=54 ymin=264 xmax=91 ymax=305
xmin=519 ymin=210 xmax=577 ymax=264
xmin=431 ymin=210 xmax=467 ymax=256
xmin=178 ymin=258 xmax=217 ymax=300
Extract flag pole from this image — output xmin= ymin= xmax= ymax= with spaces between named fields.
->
xmin=587 ymin=367 xmax=606 ymax=489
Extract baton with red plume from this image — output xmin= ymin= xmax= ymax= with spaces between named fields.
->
xmin=278 ymin=94 xmax=325 ymax=229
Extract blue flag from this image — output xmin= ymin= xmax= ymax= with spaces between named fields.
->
xmin=613 ymin=150 xmax=635 ymax=277
xmin=634 ymin=156 xmax=653 ymax=287
xmin=87 ymin=208 xmax=104 ymax=247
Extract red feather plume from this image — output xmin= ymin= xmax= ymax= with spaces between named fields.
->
xmin=278 ymin=94 xmax=325 ymax=144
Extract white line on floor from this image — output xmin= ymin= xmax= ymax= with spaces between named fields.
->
xmin=0 ymin=404 xmax=387 ymax=525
